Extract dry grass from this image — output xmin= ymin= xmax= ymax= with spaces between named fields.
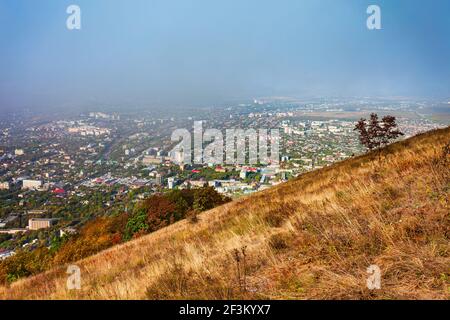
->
xmin=1 ymin=127 xmax=449 ymax=300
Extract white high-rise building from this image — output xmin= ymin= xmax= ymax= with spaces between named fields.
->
xmin=167 ymin=177 xmax=175 ymax=189
xmin=170 ymin=150 xmax=184 ymax=164
xmin=155 ymin=174 xmax=162 ymax=186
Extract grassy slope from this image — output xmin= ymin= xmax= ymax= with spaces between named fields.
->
xmin=1 ymin=127 xmax=449 ymax=300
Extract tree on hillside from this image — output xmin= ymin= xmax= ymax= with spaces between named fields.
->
xmin=193 ymin=186 xmax=231 ymax=212
xmin=124 ymin=209 xmax=149 ymax=241
xmin=145 ymin=195 xmax=178 ymax=232
xmin=354 ymin=113 xmax=404 ymax=157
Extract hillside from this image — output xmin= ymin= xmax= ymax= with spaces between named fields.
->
xmin=1 ymin=127 xmax=449 ymax=300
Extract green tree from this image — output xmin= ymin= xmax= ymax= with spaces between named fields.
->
xmin=124 ymin=208 xmax=149 ymax=241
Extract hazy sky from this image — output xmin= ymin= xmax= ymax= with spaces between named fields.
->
xmin=0 ymin=0 xmax=449 ymax=112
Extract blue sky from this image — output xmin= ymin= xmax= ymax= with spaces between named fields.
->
xmin=0 ymin=0 xmax=449 ymax=111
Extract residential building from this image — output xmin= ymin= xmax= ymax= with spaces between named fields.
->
xmin=155 ymin=173 xmax=162 ymax=185
xmin=28 ymin=218 xmax=57 ymax=230
xmin=142 ymin=156 xmax=163 ymax=165
xmin=22 ymin=179 xmax=43 ymax=190
xmin=0 ymin=182 xmax=10 ymax=190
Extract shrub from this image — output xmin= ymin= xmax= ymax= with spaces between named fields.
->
xmin=0 ymin=247 xmax=51 ymax=284
xmin=52 ymin=216 xmax=126 ymax=265
xmin=193 ymin=187 xmax=230 ymax=212
xmin=269 ymin=232 xmax=291 ymax=251
xmin=264 ymin=209 xmax=286 ymax=227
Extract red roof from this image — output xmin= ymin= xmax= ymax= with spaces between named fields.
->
xmin=192 ymin=169 xmax=201 ymax=173
xmin=53 ymin=188 xmax=65 ymax=194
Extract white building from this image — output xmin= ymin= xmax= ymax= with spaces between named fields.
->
xmin=0 ymin=250 xmax=15 ymax=261
xmin=155 ymin=173 xmax=162 ymax=185
xmin=22 ymin=179 xmax=43 ymax=190
xmin=0 ymin=182 xmax=10 ymax=190
xmin=142 ymin=156 xmax=162 ymax=165
xmin=28 ymin=218 xmax=57 ymax=230
xmin=167 ymin=177 xmax=175 ymax=189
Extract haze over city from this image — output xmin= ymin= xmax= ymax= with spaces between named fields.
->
xmin=1 ymin=0 xmax=449 ymax=113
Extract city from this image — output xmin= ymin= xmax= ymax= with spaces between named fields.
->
xmin=0 ymin=97 xmax=447 ymax=261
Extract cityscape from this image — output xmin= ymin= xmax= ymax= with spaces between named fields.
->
xmin=0 ymin=97 xmax=447 ymax=260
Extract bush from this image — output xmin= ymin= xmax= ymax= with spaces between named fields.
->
xmin=52 ymin=215 xmax=127 ymax=265
xmin=269 ymin=232 xmax=291 ymax=251
xmin=193 ymin=187 xmax=230 ymax=211
xmin=0 ymin=247 xmax=51 ymax=284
